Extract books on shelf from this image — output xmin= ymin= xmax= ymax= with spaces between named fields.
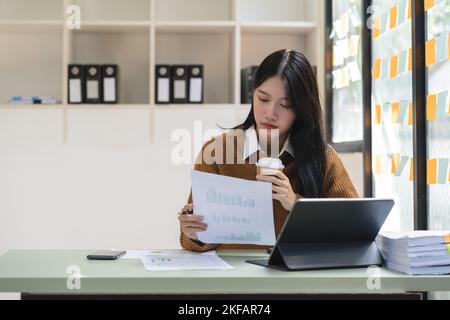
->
xmin=376 ymin=231 xmax=450 ymax=275
xmin=10 ymin=96 xmax=58 ymax=105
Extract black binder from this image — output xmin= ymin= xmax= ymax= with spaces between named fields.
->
xmin=83 ymin=65 xmax=102 ymax=104
xmin=187 ymin=65 xmax=204 ymax=104
xmin=101 ymin=64 xmax=118 ymax=104
xmin=171 ymin=65 xmax=188 ymax=104
xmin=68 ymin=64 xmax=84 ymax=104
xmin=155 ymin=65 xmax=171 ymax=104
xmin=240 ymin=65 xmax=258 ymax=104
xmin=247 ymin=198 xmax=394 ymax=271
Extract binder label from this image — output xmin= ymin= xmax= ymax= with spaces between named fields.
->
xmin=158 ymin=78 xmax=170 ymax=102
xmin=87 ymin=80 xmax=99 ymax=99
xmin=103 ymin=78 xmax=116 ymax=102
xmin=174 ymin=80 xmax=186 ymax=99
xmin=69 ymin=79 xmax=82 ymax=103
xmin=189 ymin=78 xmax=203 ymax=103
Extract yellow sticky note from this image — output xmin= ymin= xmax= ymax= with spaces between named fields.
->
xmin=427 ymin=159 xmax=437 ymax=185
xmin=427 ymin=94 xmax=437 ymax=121
xmin=390 ymin=55 xmax=399 ymax=78
xmin=373 ymin=58 xmax=381 ymax=80
xmin=408 ymin=102 xmax=413 ymax=125
xmin=390 ymin=6 xmax=398 ymax=29
xmin=392 ymin=102 xmax=400 ymax=123
xmin=426 ymin=38 xmax=436 ymax=66
xmin=375 ymin=155 xmax=382 ymax=174
xmin=375 ymin=104 xmax=382 ymax=124
xmin=392 ymin=154 xmax=400 ymax=174
xmin=448 ymin=33 xmax=450 ymax=60
xmin=409 ymin=158 xmax=414 ymax=181
xmin=373 ymin=18 xmax=381 ymax=39
xmin=424 ymin=0 xmax=435 ymax=10
xmin=407 ymin=0 xmax=412 ymax=20
xmin=408 ymin=48 xmax=413 ymax=72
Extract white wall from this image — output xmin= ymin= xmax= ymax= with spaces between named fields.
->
xmin=0 ymin=107 xmax=364 ymax=256
xmin=339 ymin=152 xmax=364 ymax=197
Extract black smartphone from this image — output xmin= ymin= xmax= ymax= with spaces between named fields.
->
xmin=86 ymin=250 xmax=127 ymax=260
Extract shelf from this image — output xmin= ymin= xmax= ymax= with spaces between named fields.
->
xmin=241 ymin=21 xmax=317 ymax=34
xmin=67 ymin=104 xmax=151 ymax=109
xmin=74 ymin=21 xmax=151 ymax=33
xmin=154 ymin=0 xmax=232 ymax=22
xmin=155 ymin=21 xmax=235 ymax=34
xmin=70 ymin=0 xmax=151 ymax=21
xmin=154 ymin=104 xmax=236 ymax=109
xmin=0 ymin=0 xmax=63 ymax=21
xmin=238 ymin=0 xmax=312 ymax=22
xmin=0 ymin=20 xmax=63 ymax=33
xmin=0 ymin=104 xmax=64 ymax=109
xmin=70 ymin=30 xmax=150 ymax=104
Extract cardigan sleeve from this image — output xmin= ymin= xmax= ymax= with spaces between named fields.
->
xmin=179 ymin=137 xmax=221 ymax=252
xmin=323 ymin=145 xmax=360 ymax=198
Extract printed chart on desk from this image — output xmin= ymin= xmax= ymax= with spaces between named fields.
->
xmin=191 ymin=170 xmax=276 ymax=245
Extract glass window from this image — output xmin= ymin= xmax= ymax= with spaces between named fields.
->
xmin=372 ymin=0 xmax=414 ymax=231
xmin=330 ymin=0 xmax=364 ymax=143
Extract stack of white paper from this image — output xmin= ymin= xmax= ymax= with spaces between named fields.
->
xmin=131 ymin=250 xmax=234 ymax=271
xmin=376 ymin=231 xmax=450 ymax=275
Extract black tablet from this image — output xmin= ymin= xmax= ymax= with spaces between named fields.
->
xmin=247 ymin=198 xmax=394 ymax=271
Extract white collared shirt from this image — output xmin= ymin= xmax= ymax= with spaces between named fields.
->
xmin=242 ymin=125 xmax=295 ymax=161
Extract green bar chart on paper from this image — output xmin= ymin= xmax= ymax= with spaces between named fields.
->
xmin=191 ymin=170 xmax=276 ymax=245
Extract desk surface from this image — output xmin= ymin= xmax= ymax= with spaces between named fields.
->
xmin=0 ymin=250 xmax=450 ymax=294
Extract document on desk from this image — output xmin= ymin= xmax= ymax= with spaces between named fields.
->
xmin=191 ymin=170 xmax=276 ymax=245
xmin=140 ymin=250 xmax=234 ymax=271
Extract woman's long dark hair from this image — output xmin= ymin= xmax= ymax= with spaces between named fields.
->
xmin=235 ymin=49 xmax=327 ymax=198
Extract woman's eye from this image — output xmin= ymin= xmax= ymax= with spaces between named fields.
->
xmin=281 ymin=104 xmax=292 ymax=109
xmin=258 ymin=97 xmax=269 ymax=102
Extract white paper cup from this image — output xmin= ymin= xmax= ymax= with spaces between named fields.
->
xmin=256 ymin=157 xmax=285 ymax=176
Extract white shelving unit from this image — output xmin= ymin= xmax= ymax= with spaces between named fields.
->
xmin=0 ymin=0 xmax=325 ymax=143
xmin=0 ymin=0 xmax=324 ymax=109
xmin=0 ymin=0 xmax=328 ymax=253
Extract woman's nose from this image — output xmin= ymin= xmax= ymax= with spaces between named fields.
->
xmin=266 ymin=103 xmax=278 ymax=120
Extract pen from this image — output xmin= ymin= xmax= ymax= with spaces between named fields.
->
xmin=178 ymin=209 xmax=193 ymax=215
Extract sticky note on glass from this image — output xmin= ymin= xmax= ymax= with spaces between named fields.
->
xmin=426 ymin=38 xmax=436 ymax=66
xmin=398 ymin=0 xmax=407 ymax=25
xmin=333 ymin=45 xmax=344 ymax=66
xmin=390 ymin=55 xmax=399 ymax=79
xmin=373 ymin=18 xmax=381 ymax=39
xmin=347 ymin=61 xmax=362 ymax=82
xmin=390 ymin=6 xmax=398 ymax=29
xmin=382 ymin=57 xmax=389 ymax=79
xmin=349 ymin=35 xmax=360 ymax=57
xmin=408 ymin=48 xmax=413 ymax=72
xmin=375 ymin=104 xmax=382 ymax=124
xmin=437 ymin=91 xmax=449 ymax=118
xmin=395 ymin=156 xmax=410 ymax=176
xmin=398 ymin=100 xmax=409 ymax=123
xmin=392 ymin=102 xmax=400 ymax=123
xmin=373 ymin=57 xmax=381 ymax=80
xmin=336 ymin=38 xmax=349 ymax=59
xmin=438 ymin=158 xmax=449 ymax=184
xmin=427 ymin=159 xmax=438 ymax=185
xmin=435 ymin=33 xmax=447 ymax=63
xmin=391 ymin=153 xmax=401 ymax=174
xmin=375 ymin=155 xmax=382 ymax=174
xmin=398 ymin=50 xmax=407 ymax=74
xmin=424 ymin=0 xmax=435 ymax=10
xmin=408 ymin=102 xmax=413 ymax=125
xmin=427 ymin=94 xmax=437 ymax=121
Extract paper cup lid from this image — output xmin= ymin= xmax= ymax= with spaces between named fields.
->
xmin=256 ymin=157 xmax=284 ymax=169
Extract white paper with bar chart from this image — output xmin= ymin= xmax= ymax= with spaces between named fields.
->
xmin=191 ymin=170 xmax=276 ymax=245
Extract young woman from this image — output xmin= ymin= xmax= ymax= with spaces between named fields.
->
xmin=178 ymin=49 xmax=359 ymax=252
